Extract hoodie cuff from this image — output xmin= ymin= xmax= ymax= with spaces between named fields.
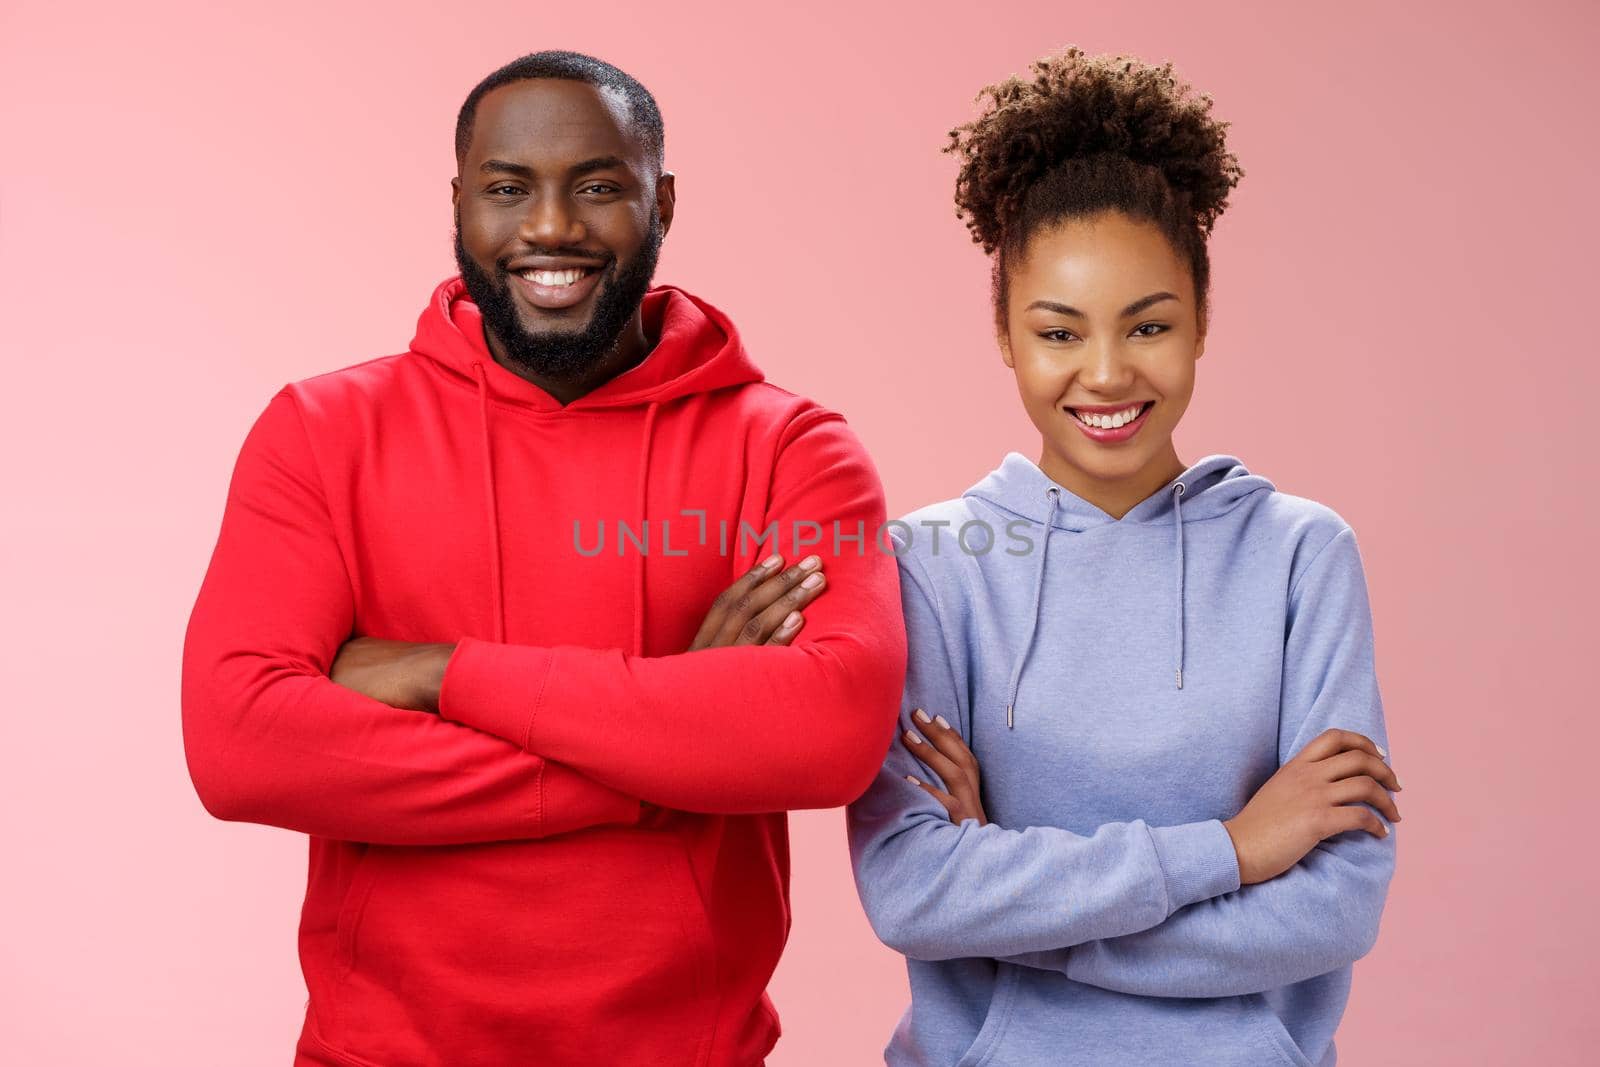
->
xmin=1148 ymin=819 xmax=1242 ymax=913
xmin=436 ymin=636 xmax=554 ymax=749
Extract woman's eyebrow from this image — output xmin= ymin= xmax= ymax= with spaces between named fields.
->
xmin=1026 ymin=291 xmax=1181 ymax=318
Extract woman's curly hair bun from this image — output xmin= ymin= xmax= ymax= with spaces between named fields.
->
xmin=947 ymin=46 xmax=1244 ymax=256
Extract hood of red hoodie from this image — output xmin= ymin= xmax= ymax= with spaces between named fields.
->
xmin=402 ymin=274 xmax=766 ymax=651
xmin=410 ymin=275 xmax=765 ymax=412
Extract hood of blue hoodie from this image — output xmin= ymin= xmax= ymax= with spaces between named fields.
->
xmin=960 ymin=452 xmax=1275 ymax=723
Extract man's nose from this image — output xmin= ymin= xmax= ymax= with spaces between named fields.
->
xmin=518 ymin=193 xmax=586 ymax=247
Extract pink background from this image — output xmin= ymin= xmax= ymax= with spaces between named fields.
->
xmin=4 ymin=1 xmax=1595 ymax=1063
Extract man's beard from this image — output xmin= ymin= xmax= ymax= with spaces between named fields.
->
xmin=453 ymin=215 xmax=663 ymax=381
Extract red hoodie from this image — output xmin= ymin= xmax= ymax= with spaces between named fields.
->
xmin=181 ymin=276 xmax=907 ymax=1067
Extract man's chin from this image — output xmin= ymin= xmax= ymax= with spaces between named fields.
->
xmin=512 ymin=302 xmax=595 ymax=335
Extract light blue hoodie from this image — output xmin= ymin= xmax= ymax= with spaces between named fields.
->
xmin=846 ymin=451 xmax=1396 ymax=1067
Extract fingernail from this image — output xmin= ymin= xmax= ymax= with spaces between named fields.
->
xmin=913 ymin=709 xmax=932 ymax=724
xmin=800 ymin=554 xmax=822 ymax=570
xmin=905 ymin=774 xmax=921 ymax=785
xmin=761 ymin=553 xmax=783 ymax=571
xmin=801 ymin=573 xmax=823 ymax=589
xmin=780 ymin=611 xmax=801 ymax=630
xmin=1376 ymin=743 xmax=1388 ymax=758
xmin=904 ymin=731 xmax=923 ymax=745
xmin=935 ymin=715 xmax=952 ymax=730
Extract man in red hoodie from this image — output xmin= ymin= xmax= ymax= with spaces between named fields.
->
xmin=181 ymin=50 xmax=907 ymax=1067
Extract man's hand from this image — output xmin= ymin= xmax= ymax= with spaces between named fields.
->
xmin=327 ymin=553 xmax=826 ymax=824
xmin=329 ymin=636 xmax=456 ymax=713
xmin=903 ymin=708 xmax=988 ymax=825
xmin=613 ymin=553 xmax=832 ymax=827
xmin=687 ymin=552 xmax=828 ymax=650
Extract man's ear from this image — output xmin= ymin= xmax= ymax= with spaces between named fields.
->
xmin=451 ymin=175 xmax=460 ymax=211
xmin=656 ymin=170 xmax=676 ymax=237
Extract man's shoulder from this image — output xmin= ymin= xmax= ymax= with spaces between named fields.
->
xmin=712 ymin=379 xmax=863 ymax=454
xmin=720 ymin=377 xmax=840 ymax=421
xmin=279 ymin=352 xmax=417 ymax=420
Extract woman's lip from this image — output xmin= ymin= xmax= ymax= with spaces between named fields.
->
xmin=510 ymin=266 xmax=605 ymax=310
xmin=1066 ymin=401 xmax=1153 ymax=443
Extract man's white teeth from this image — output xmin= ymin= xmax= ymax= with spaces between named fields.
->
xmin=521 ymin=268 xmax=586 ymax=287
xmin=1074 ymin=403 xmax=1146 ymax=429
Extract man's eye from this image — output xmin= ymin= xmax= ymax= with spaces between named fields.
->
xmin=1133 ymin=322 xmax=1169 ymax=337
xmin=581 ymin=184 xmax=619 ymax=195
xmin=489 ymin=185 xmax=523 ymax=195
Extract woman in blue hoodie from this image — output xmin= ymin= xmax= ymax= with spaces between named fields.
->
xmin=846 ymin=47 xmax=1400 ymax=1067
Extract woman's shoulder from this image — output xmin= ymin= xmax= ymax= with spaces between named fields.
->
xmin=887 ymin=496 xmax=987 ymax=607
xmin=1237 ymin=483 xmax=1367 ymax=593
xmin=1244 ymin=482 xmax=1357 ymax=542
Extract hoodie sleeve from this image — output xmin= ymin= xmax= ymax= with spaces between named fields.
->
xmin=1014 ymin=527 xmax=1397 ymax=996
xmin=181 ymin=388 xmax=642 ymax=846
xmin=843 ymin=553 xmax=1243 ymax=962
xmin=434 ymin=410 xmax=907 ymax=814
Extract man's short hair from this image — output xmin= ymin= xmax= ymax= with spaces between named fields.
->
xmin=455 ymin=50 xmax=665 ymax=171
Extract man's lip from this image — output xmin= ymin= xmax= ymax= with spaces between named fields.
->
xmin=510 ymin=265 xmax=605 ymax=310
xmin=506 ymin=256 xmax=610 ymax=272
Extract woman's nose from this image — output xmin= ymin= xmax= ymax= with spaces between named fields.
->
xmin=1078 ymin=338 xmax=1136 ymax=392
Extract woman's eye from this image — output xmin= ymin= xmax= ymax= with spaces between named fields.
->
xmin=1040 ymin=329 xmax=1076 ymax=343
xmin=1133 ymin=322 xmax=1169 ymax=338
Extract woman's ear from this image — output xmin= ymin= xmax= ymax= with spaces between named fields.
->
xmin=1194 ymin=307 xmax=1208 ymax=362
xmin=996 ymin=307 xmax=1015 ymax=368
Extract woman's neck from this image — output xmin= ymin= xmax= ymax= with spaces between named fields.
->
xmin=1037 ymin=441 xmax=1188 ymax=520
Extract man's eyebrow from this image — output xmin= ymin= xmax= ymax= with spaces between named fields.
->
xmin=568 ymin=155 xmax=628 ymax=176
xmin=1025 ymin=291 xmax=1181 ymax=318
xmin=477 ymin=156 xmax=630 ymax=178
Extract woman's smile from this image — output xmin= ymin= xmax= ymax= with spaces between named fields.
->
xmin=1065 ymin=400 xmax=1156 ymax=442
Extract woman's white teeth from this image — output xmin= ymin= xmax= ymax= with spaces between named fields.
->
xmin=1074 ymin=403 xmax=1146 ymax=429
xmin=522 ymin=268 xmax=585 ymax=287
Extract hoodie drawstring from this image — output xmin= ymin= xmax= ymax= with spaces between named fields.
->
xmin=1172 ymin=480 xmax=1187 ymax=690
xmin=634 ymin=402 xmax=660 ymax=657
xmin=1004 ymin=486 xmax=1059 ymax=729
xmin=470 ymin=359 xmax=659 ymax=656
xmin=471 ymin=360 xmax=506 ymax=643
xmin=1003 ymin=478 xmax=1190 ymax=729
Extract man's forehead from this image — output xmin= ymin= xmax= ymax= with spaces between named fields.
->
xmin=470 ymin=79 xmax=642 ymax=166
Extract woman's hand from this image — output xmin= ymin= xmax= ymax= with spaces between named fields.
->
xmin=687 ymin=552 xmax=827 ymax=650
xmin=1224 ymin=727 xmax=1402 ymax=885
xmin=903 ymin=708 xmax=988 ymax=825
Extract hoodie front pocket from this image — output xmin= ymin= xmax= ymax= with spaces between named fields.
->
xmin=324 ymin=830 xmax=719 ymax=1067
xmin=1240 ymin=992 xmax=1314 ymax=1067
xmin=954 ymin=963 xmax=1022 ymax=1067
xmin=333 ymin=843 xmax=381 ymax=980
xmin=964 ymin=971 xmax=1311 ymax=1067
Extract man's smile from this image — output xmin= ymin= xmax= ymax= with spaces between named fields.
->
xmin=507 ymin=255 xmax=608 ymax=311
